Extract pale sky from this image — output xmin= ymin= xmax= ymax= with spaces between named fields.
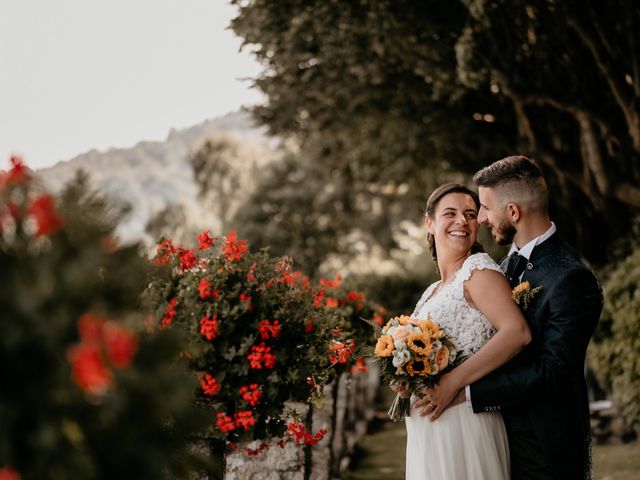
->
xmin=0 ymin=0 xmax=263 ymax=169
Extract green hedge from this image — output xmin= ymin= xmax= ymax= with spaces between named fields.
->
xmin=589 ymin=248 xmax=640 ymax=436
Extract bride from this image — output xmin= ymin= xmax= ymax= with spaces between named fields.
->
xmin=394 ymin=183 xmax=532 ymax=479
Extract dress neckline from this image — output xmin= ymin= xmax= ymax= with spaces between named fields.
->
xmin=423 ymin=253 xmax=477 ymax=304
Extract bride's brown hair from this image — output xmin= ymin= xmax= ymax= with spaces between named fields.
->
xmin=424 ymin=183 xmax=484 ymax=268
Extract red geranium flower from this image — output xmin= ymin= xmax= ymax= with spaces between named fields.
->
xmin=178 ymin=248 xmax=197 ymax=272
xmin=199 ymin=315 xmax=219 ymax=341
xmin=161 ymin=297 xmax=177 ymax=327
xmin=328 ymin=339 xmax=356 ymax=364
xmin=216 ymin=412 xmax=236 ymax=433
xmin=350 ymin=358 xmax=369 ymax=374
xmin=221 ymin=230 xmax=249 ymax=262
xmin=77 ymin=312 xmax=106 ymax=343
xmin=325 ymin=297 xmax=339 ymax=308
xmin=27 ymin=194 xmax=62 ymax=236
xmin=200 ymin=373 xmax=220 ymax=396
xmin=319 ymin=274 xmax=342 ymax=290
xmin=239 ymin=384 xmax=262 ymax=406
xmin=234 ymin=410 xmax=257 ymax=432
xmin=103 ymin=322 xmax=138 ymax=368
xmin=313 ymin=290 xmax=325 ymax=308
xmin=0 ymin=466 xmax=21 ymax=480
xmin=197 ymin=229 xmax=216 ymax=250
xmin=257 ymin=319 xmax=280 ymax=340
xmin=247 ymin=343 xmax=276 ymax=369
xmin=154 ymin=238 xmax=177 ymax=265
xmin=1 ymin=154 xmax=29 ymax=186
xmin=67 ymin=343 xmax=113 ymax=395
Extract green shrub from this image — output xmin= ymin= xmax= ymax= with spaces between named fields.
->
xmin=0 ymin=159 xmax=207 ymax=479
xmin=589 ymin=248 xmax=640 ymax=435
xmin=144 ymin=231 xmax=386 ymax=455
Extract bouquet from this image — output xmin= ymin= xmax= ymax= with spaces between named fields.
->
xmin=374 ymin=314 xmax=458 ymax=421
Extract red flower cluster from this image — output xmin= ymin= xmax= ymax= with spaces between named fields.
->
xmin=199 ymin=315 xmax=219 ymax=341
xmin=246 ymin=262 xmax=257 ymax=282
xmin=247 ymin=343 xmax=276 ymax=369
xmin=0 ymin=466 xmax=20 ymax=480
xmin=0 ymin=155 xmax=29 ymax=186
xmin=215 ymin=410 xmax=257 ymax=433
xmin=102 ymin=322 xmax=139 ymax=368
xmin=346 ymin=290 xmax=365 ymax=311
xmin=328 ymin=339 xmax=356 ymax=364
xmin=257 ymin=319 xmax=280 ymax=340
xmin=200 ymin=373 xmax=220 ymax=396
xmin=178 ymin=248 xmax=197 ymax=272
xmin=27 ymin=194 xmax=63 ymax=237
xmin=350 ymin=358 xmax=369 ymax=374
xmin=67 ymin=313 xmax=138 ymax=395
xmin=198 ymin=278 xmax=220 ymax=300
xmin=197 ymin=229 xmax=216 ymax=250
xmin=221 ymin=230 xmax=248 ymax=262
xmin=161 ymin=297 xmax=177 ymax=327
xmin=234 ymin=410 xmax=257 ymax=432
xmin=0 ymin=157 xmax=63 ymax=238
xmin=325 ymin=297 xmax=339 ymax=308
xmin=287 ymin=422 xmax=328 ymax=445
xmin=153 ymin=238 xmax=177 ymax=266
xmin=239 ymin=384 xmax=262 ymax=406
xmin=216 ymin=412 xmax=236 ymax=433
xmin=319 ymin=274 xmax=343 ymax=290
xmin=313 ymin=289 xmax=325 ymax=308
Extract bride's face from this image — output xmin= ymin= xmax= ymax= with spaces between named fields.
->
xmin=426 ymin=192 xmax=479 ymax=255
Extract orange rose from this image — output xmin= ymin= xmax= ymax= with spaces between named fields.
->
xmin=392 ymin=325 xmax=411 ymax=342
xmin=435 ymin=346 xmax=450 ymax=371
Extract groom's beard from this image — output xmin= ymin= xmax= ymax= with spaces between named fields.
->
xmin=492 ymin=219 xmax=516 ymax=246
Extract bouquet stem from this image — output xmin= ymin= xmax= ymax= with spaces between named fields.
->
xmin=387 ymin=393 xmax=412 ymax=422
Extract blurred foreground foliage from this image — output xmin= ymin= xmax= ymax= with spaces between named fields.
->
xmin=589 ymin=221 xmax=640 ymax=437
xmin=0 ymin=162 xmax=211 ymax=479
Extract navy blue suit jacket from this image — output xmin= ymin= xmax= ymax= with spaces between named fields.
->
xmin=470 ymin=233 xmax=602 ymax=479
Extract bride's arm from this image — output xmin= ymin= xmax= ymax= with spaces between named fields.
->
xmin=420 ymin=268 xmax=531 ymax=419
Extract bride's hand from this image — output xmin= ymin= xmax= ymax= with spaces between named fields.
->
xmin=425 ymin=373 xmax=463 ymax=421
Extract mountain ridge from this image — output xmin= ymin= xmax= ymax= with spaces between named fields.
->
xmin=38 ymin=110 xmax=275 ymax=244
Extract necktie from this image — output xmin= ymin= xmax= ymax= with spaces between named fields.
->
xmin=506 ymin=252 xmax=527 ymax=287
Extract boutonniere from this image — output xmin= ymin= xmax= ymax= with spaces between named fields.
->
xmin=512 ymin=281 xmax=542 ymax=310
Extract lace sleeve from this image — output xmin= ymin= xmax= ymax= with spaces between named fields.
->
xmin=457 ymin=253 xmax=503 ymax=284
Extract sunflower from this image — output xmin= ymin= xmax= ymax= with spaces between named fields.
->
xmin=405 ymin=357 xmax=431 ymax=376
xmin=419 ymin=318 xmax=444 ymax=340
xmin=407 ymin=332 xmax=433 ymax=356
xmin=512 ymin=281 xmax=531 ymax=299
xmin=374 ymin=335 xmax=395 ymax=357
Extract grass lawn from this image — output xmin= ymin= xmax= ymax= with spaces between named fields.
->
xmin=343 ymin=392 xmax=640 ymax=479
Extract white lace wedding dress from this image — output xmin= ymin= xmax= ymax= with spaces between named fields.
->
xmin=405 ymin=253 xmax=510 ymax=479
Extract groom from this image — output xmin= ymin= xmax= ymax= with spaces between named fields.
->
xmin=421 ymin=155 xmax=602 ymax=479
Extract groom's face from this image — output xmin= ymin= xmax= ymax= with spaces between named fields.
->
xmin=478 ymin=187 xmax=516 ymax=245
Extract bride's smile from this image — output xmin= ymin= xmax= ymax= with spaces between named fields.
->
xmin=426 ymin=192 xmax=479 ymax=263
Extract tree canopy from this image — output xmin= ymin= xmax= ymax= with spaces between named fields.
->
xmin=230 ymin=0 xmax=640 ymax=263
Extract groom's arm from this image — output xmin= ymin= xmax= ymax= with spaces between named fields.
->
xmin=469 ymin=268 xmax=602 ymax=413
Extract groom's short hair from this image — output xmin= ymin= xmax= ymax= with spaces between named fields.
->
xmin=473 ymin=155 xmax=548 ymax=213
